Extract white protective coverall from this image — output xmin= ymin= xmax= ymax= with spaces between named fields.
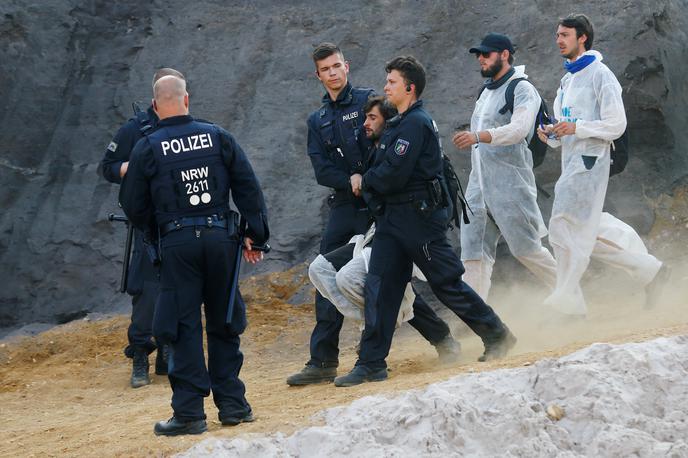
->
xmin=544 ymin=50 xmax=662 ymax=315
xmin=308 ymin=223 xmax=417 ymax=326
xmin=460 ymin=65 xmax=557 ymax=299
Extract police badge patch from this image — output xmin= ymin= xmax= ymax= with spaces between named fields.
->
xmin=394 ymin=139 xmax=410 ymax=156
xmin=107 ymin=141 xmax=118 ymax=153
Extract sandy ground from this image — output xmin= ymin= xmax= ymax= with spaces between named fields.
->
xmin=183 ymin=335 xmax=688 ymax=457
xmin=1 ymin=255 xmax=687 ymax=457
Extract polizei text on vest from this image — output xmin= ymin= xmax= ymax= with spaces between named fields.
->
xmin=161 ymin=133 xmax=214 ymax=156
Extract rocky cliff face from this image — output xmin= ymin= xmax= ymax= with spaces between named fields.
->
xmin=1 ymin=0 xmax=686 ymax=328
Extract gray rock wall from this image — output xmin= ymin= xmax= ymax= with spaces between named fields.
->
xmin=1 ymin=0 xmax=686 ymax=327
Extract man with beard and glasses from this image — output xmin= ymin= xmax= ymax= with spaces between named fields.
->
xmin=537 ymin=14 xmax=668 ymax=316
xmin=452 ymin=33 xmax=557 ymax=301
xmin=307 ymin=96 xmax=461 ymax=365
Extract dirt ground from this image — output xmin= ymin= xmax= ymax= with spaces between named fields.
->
xmin=1 ymin=255 xmax=687 ymax=457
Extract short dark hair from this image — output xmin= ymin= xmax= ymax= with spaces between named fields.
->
xmin=559 ymin=14 xmax=594 ymax=50
xmin=152 ymin=68 xmax=185 ymax=87
xmin=385 ymin=55 xmax=426 ymax=98
xmin=364 ymin=96 xmax=398 ymax=121
xmin=312 ymin=42 xmax=343 ymax=67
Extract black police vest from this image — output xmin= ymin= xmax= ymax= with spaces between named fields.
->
xmin=147 ymin=121 xmax=230 ymax=225
xmin=317 ymin=87 xmax=374 ymax=174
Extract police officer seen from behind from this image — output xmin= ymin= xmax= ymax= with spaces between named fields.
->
xmin=335 ymin=56 xmax=516 ymax=387
xmin=120 ymin=75 xmax=269 ymax=436
xmin=286 ymin=43 xmax=375 ymax=386
xmin=100 ymin=68 xmax=183 ymax=388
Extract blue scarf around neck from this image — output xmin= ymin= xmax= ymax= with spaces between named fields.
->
xmin=564 ymin=54 xmax=596 ymax=74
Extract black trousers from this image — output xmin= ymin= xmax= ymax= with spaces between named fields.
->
xmin=308 ymin=201 xmax=370 ymax=367
xmin=357 ymin=205 xmax=507 ymax=370
xmin=322 ymin=242 xmax=451 ymax=347
xmin=154 ymin=226 xmax=249 ymax=421
xmin=124 ymin=229 xmax=159 ymax=356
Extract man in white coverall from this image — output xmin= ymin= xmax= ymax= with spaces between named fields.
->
xmin=538 ymin=14 xmax=667 ymax=316
xmin=452 ymin=33 xmax=557 ymax=300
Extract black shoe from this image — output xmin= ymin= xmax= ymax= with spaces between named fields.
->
xmin=286 ymin=365 xmax=337 ymax=386
xmin=334 ymin=365 xmax=387 ymax=387
xmin=478 ymin=327 xmax=517 ymax=362
xmin=155 ymin=344 xmax=169 ymax=375
xmin=154 ymin=417 xmax=207 ymax=436
xmin=219 ymin=408 xmax=255 ymax=426
xmin=434 ymin=335 xmax=461 ymax=364
xmin=645 ymin=264 xmax=671 ymax=309
xmin=131 ymin=348 xmax=150 ymax=388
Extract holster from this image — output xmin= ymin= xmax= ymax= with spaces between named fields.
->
xmin=362 ymin=190 xmax=385 ymax=216
xmin=385 ymin=180 xmax=444 ymax=216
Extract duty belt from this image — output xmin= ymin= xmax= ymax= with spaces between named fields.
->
xmin=384 ymin=189 xmax=434 ymax=205
xmin=328 ymin=189 xmax=366 ymax=208
xmin=159 ymin=214 xmax=229 ymax=237
xmin=330 ymin=189 xmax=352 ymax=203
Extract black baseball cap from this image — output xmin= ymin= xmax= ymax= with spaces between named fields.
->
xmin=469 ymin=33 xmax=515 ymax=54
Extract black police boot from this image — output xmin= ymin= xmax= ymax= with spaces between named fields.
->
xmin=286 ymin=364 xmax=337 ymax=386
xmin=478 ymin=326 xmax=517 ymax=362
xmin=434 ymin=335 xmax=462 ymax=364
xmin=645 ymin=264 xmax=671 ymax=309
xmin=154 ymin=417 xmax=207 ymax=436
xmin=155 ymin=344 xmax=169 ymax=375
xmin=334 ymin=365 xmax=387 ymax=387
xmin=219 ymin=407 xmax=255 ymax=426
xmin=130 ymin=348 xmax=151 ymax=388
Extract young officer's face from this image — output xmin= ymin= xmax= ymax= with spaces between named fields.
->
xmin=315 ymin=53 xmax=349 ymax=92
xmin=556 ymin=25 xmax=586 ymax=59
xmin=384 ymin=70 xmax=408 ymax=108
xmin=363 ymin=105 xmax=385 ymax=141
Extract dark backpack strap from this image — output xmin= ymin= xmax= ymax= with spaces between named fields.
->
xmin=498 ymin=77 xmax=528 ymax=115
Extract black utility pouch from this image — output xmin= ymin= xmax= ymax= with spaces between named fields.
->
xmin=413 ymin=199 xmax=433 ymax=216
xmin=428 ymin=178 xmax=443 ymax=207
xmin=227 ymin=211 xmax=240 ymax=238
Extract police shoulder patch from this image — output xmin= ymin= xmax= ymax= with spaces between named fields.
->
xmin=107 ymin=141 xmax=118 ymax=153
xmin=394 ymin=138 xmax=410 ymax=156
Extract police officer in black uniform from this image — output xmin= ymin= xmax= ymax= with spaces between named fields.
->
xmin=120 ymin=75 xmax=269 ymax=436
xmin=335 ymin=56 xmax=516 ymax=387
xmin=308 ymin=95 xmax=463 ymax=367
xmin=100 ymin=68 xmax=183 ymax=388
xmin=285 ymin=43 xmax=373 ymax=385
xmin=288 ymin=44 xmax=456 ymax=386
